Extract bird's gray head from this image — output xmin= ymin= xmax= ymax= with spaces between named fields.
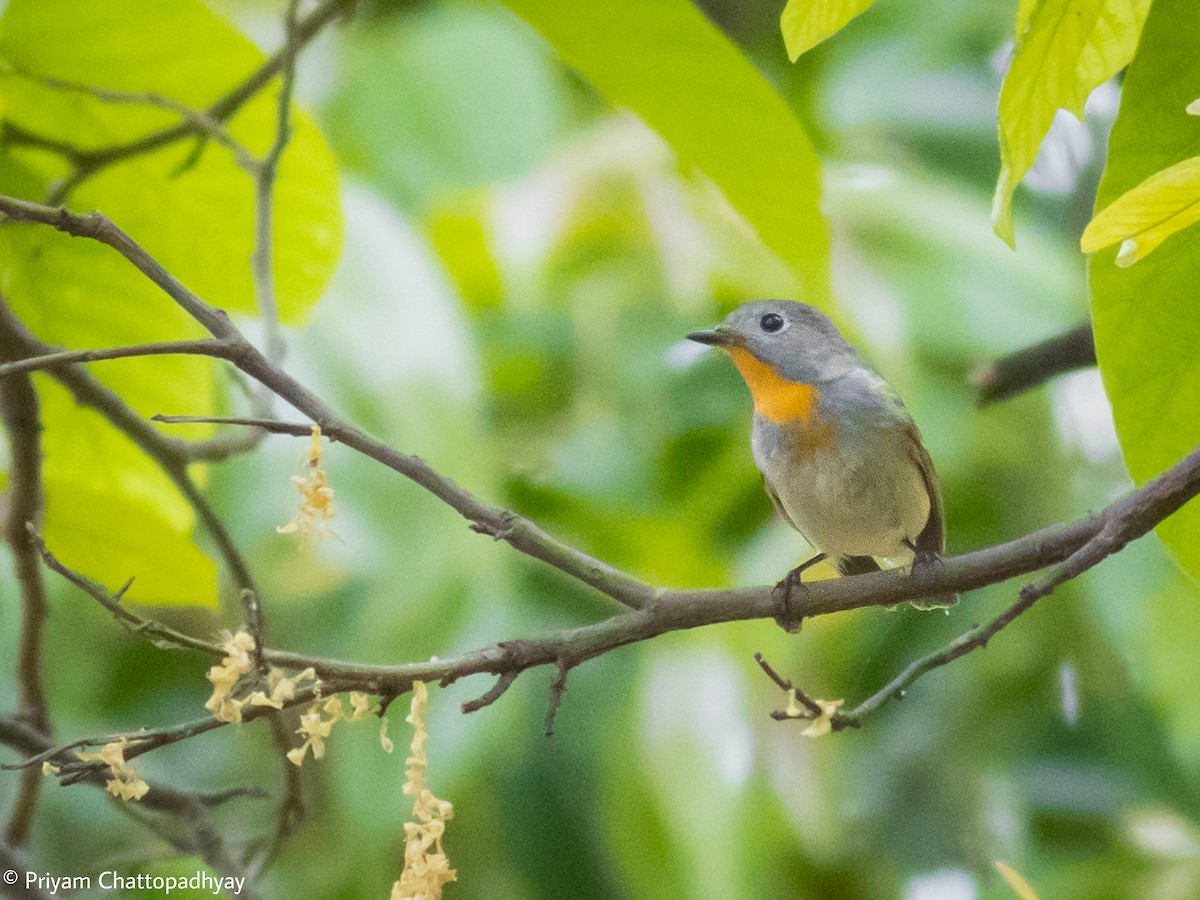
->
xmin=687 ymin=300 xmax=862 ymax=384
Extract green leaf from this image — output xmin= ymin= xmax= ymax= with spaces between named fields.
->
xmin=0 ymin=0 xmax=342 ymax=320
xmin=37 ymin=379 xmax=217 ymax=606
xmin=499 ymin=0 xmax=830 ymax=303
xmin=0 ymin=0 xmax=343 ymax=605
xmin=780 ymin=0 xmax=875 ymax=62
xmin=992 ymin=0 xmax=1150 ymax=247
xmin=1081 ymin=155 xmax=1200 ymax=266
xmin=1089 ymin=0 xmax=1200 ymax=583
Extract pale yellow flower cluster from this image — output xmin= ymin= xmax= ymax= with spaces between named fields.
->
xmin=205 ymin=629 xmax=317 ymax=724
xmin=278 ymin=425 xmax=337 ymax=540
xmin=76 ymin=739 xmax=149 ymax=802
xmin=784 ymin=689 xmax=845 ymax=738
xmin=286 ymin=691 xmax=379 ymax=767
xmin=390 ymin=681 xmax=456 ymax=900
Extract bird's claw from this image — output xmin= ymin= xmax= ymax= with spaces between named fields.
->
xmin=772 ymin=566 xmax=807 ymax=633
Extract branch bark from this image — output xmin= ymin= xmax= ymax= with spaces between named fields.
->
xmin=974 ymin=321 xmax=1096 ymax=405
xmin=0 ymin=312 xmax=50 ymax=847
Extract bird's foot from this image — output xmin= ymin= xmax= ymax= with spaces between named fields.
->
xmin=772 ymin=553 xmax=825 ymax=633
xmin=912 ymin=547 xmax=943 ymax=573
xmin=908 ymin=548 xmax=957 ymax=610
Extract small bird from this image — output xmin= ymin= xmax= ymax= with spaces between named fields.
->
xmin=688 ymin=300 xmax=954 ymax=622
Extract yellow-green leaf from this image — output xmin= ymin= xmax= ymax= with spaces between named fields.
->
xmin=1081 ymin=155 xmax=1200 ymax=266
xmin=500 ymin=0 xmax=830 ymax=303
xmin=38 ymin=379 xmax=217 ymax=607
xmin=1014 ymin=0 xmax=1039 ymax=39
xmin=0 ymin=0 xmax=342 ymax=606
xmin=992 ymin=0 xmax=1150 ymax=247
xmin=1089 ymin=0 xmax=1200 ymax=585
xmin=780 ymin=0 xmax=875 ymax=62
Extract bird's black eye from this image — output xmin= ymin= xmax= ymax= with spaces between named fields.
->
xmin=760 ymin=313 xmax=785 ymax=333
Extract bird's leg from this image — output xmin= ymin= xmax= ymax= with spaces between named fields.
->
xmin=903 ymin=539 xmax=957 ymax=610
xmin=903 ymin=538 xmax=943 ymax=573
xmin=772 ymin=552 xmax=826 ymax=633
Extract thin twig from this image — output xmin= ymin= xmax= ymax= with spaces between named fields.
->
xmin=974 ymin=322 xmax=1096 ymax=405
xmin=256 ymin=713 xmax=305 ymax=874
xmin=0 ymin=0 xmax=357 ymax=203
xmin=461 ymin=671 xmax=520 ymax=714
xmin=154 ymin=414 xmax=317 ymax=436
xmin=0 ymin=299 xmax=260 ymax=597
xmin=0 ymin=715 xmax=262 ymax=888
xmin=0 ymin=339 xmax=241 ymax=378
xmin=544 ymin=661 xmax=572 ymax=737
xmin=753 ymin=653 xmax=823 ymax=718
xmin=4 ymin=72 xmax=258 ymax=171
xmin=0 ymin=192 xmax=661 ymax=610
xmin=253 ymin=0 xmax=302 ymax=367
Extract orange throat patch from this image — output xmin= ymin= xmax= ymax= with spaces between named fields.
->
xmin=728 ymin=347 xmax=820 ymax=425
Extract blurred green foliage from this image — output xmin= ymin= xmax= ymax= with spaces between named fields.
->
xmin=1 ymin=0 xmax=1199 ymax=899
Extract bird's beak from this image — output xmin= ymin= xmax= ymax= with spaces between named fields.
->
xmin=686 ymin=325 xmax=738 ymax=348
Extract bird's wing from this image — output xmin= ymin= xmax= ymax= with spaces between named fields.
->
xmin=763 ymin=476 xmax=799 ymax=531
xmin=904 ymin=421 xmax=945 ymax=557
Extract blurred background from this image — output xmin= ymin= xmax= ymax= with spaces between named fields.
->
xmin=6 ymin=0 xmax=1200 ymax=897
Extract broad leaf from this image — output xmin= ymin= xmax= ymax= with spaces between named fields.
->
xmin=1088 ymin=0 xmax=1200 ymax=583
xmin=780 ymin=0 xmax=875 ymax=62
xmin=0 ymin=0 xmax=343 ymax=605
xmin=1081 ymin=155 xmax=1200 ymax=266
xmin=992 ymin=0 xmax=1149 ymax=247
xmin=499 ymin=0 xmax=830 ymax=303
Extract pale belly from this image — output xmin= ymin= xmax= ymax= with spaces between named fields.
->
xmin=754 ymin=424 xmax=930 ymax=561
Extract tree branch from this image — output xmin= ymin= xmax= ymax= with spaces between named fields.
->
xmin=0 ymin=298 xmax=259 ymax=596
xmin=0 ymin=315 xmax=50 ymax=847
xmin=0 ymin=0 xmax=357 ymax=203
xmin=0 ymin=714 xmax=260 ymax=893
xmin=974 ymin=321 xmax=1096 ymax=405
xmin=2 ymin=191 xmax=1199 ymax=769
xmin=21 ymin=440 xmax=1200 ymax=746
xmin=0 ymin=192 xmax=661 ymax=609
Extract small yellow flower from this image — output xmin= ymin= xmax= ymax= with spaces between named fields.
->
xmin=205 ymin=629 xmax=258 ymax=723
xmin=349 ymin=691 xmax=374 ymax=722
xmin=76 ymin=739 xmax=149 ymax=802
xmin=287 ymin=697 xmax=342 ymax=766
xmin=800 ymin=698 xmax=844 ymax=738
xmin=247 ymin=667 xmax=317 ymax=710
xmin=390 ymin=681 xmax=455 ymax=900
xmin=785 ymin=689 xmax=802 ymax=718
xmin=278 ymin=426 xmax=337 ymax=540
xmin=42 ymin=762 xmax=60 ymax=775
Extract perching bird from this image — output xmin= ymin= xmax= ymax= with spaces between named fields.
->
xmin=688 ymin=300 xmax=954 ymax=622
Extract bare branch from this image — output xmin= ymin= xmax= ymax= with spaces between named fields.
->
xmin=0 ymin=0 xmax=357 ymax=202
xmin=252 ymin=0 xmax=302 ymax=368
xmin=3 ymin=190 xmax=1200 ymax=764
xmin=0 ymin=714 xmax=260 ymax=892
xmin=0 ymin=313 xmax=51 ymax=846
xmin=754 ymin=653 xmax=824 ymax=719
xmin=0 ymin=299 xmax=259 ymax=596
xmin=0 ymin=339 xmax=241 ymax=378
xmin=544 ymin=662 xmax=572 ymax=737
xmin=461 ymin=672 xmax=520 ymax=714
xmin=154 ymin=414 xmax=317 ymax=437
xmin=974 ymin=322 xmax=1096 ymax=405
